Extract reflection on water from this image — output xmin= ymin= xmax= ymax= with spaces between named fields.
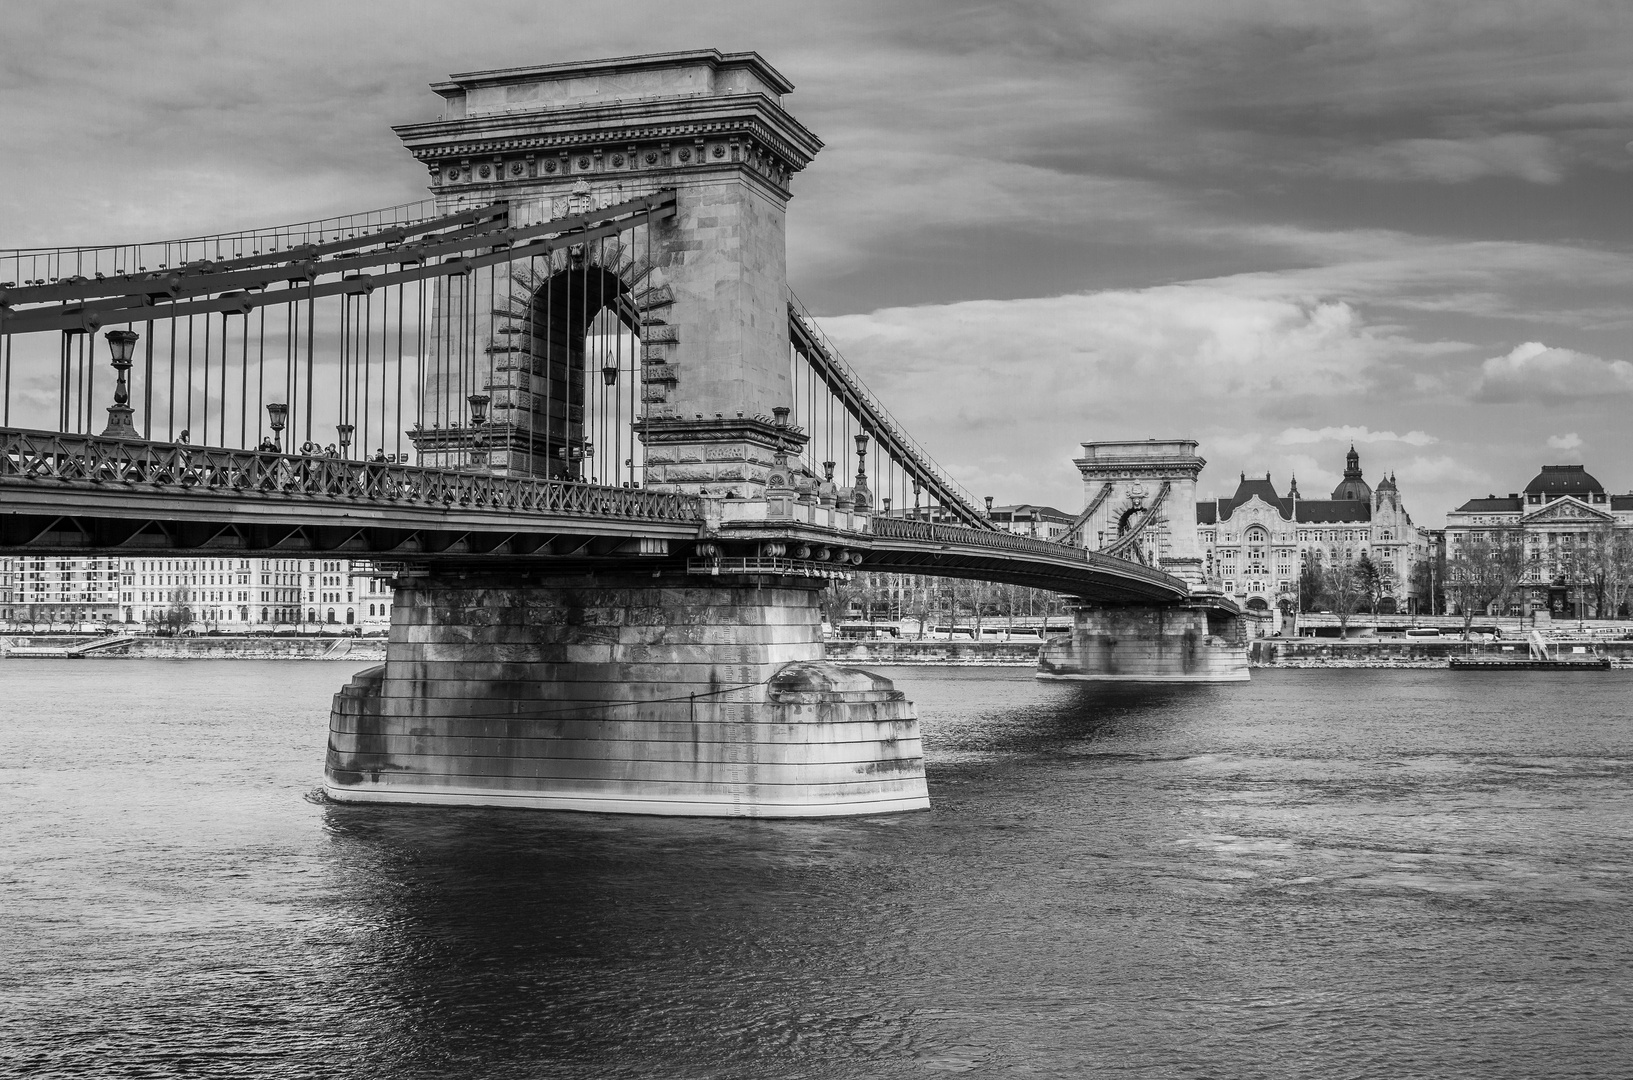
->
xmin=2 ymin=661 xmax=1630 ymax=1078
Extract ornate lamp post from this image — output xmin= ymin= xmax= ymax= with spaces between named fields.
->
xmin=336 ymin=423 xmax=354 ymax=458
xmin=101 ymin=329 xmax=140 ymax=437
xmin=601 ymin=358 xmax=619 ymax=386
xmin=984 ymin=495 xmax=994 ymax=518
xmin=853 ymin=433 xmax=872 ymax=512
xmin=266 ymin=403 xmax=288 ymax=451
xmin=467 ymin=393 xmax=490 ymax=468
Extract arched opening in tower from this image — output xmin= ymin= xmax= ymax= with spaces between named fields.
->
xmin=450 ymin=237 xmax=655 ymax=481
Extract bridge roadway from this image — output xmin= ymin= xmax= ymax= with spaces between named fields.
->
xmin=0 ymin=427 xmax=1188 ymax=602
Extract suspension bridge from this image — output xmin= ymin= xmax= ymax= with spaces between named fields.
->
xmin=0 ymin=50 xmax=1245 ymax=818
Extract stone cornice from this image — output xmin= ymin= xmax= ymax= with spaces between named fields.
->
xmin=437 ymin=49 xmax=797 ymax=98
xmin=395 ymin=94 xmax=822 ymax=174
xmin=1075 ymin=459 xmax=1204 ymax=478
xmin=636 ymin=415 xmax=808 ymax=454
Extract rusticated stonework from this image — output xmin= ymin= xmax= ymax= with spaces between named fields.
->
xmin=326 ymin=569 xmax=928 ymax=816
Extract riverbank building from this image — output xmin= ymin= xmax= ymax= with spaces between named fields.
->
xmin=1195 ymin=446 xmax=1427 ymax=614
xmin=1445 ymin=463 xmax=1633 ymax=620
xmin=0 ymin=556 xmax=395 ymax=633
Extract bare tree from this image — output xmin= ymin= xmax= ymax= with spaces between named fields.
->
xmin=1299 ymin=551 xmax=1325 ymax=613
xmin=161 ymin=585 xmax=196 ymax=635
xmin=1323 ymin=560 xmax=1364 ymax=637
xmin=1353 ymin=553 xmax=1382 ymax=615
xmin=1584 ymin=526 xmax=1633 ymax=620
xmin=1447 ymin=529 xmax=1531 ymax=639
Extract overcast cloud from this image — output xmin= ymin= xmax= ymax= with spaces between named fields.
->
xmin=4 ymin=0 xmax=1631 ymax=522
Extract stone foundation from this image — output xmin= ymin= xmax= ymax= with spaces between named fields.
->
xmin=325 ymin=571 xmax=927 ymax=816
xmin=1036 ymin=603 xmax=1249 ymax=682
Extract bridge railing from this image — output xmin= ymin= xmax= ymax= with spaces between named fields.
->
xmin=0 ymin=428 xmax=704 ymax=524
xmin=870 ymin=516 xmax=1184 ymax=586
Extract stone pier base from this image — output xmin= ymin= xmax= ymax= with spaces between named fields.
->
xmin=1036 ymin=603 xmax=1249 ymax=682
xmin=325 ymin=570 xmax=928 ymax=817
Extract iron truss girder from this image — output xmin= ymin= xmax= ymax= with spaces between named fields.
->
xmin=714 ymin=519 xmax=1191 ymax=604
xmin=0 ymin=191 xmax=676 ymax=334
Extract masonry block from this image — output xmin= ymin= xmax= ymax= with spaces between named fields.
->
xmin=327 ymin=570 xmax=928 ymax=816
xmin=1036 ymin=603 xmax=1249 ymax=682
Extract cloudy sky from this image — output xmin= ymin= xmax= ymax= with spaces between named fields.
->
xmin=4 ymin=0 xmax=1632 ymax=523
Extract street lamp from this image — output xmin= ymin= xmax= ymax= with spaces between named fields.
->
xmin=266 ymin=402 xmax=288 ymax=451
xmin=101 ymin=329 xmax=140 ymax=437
xmin=336 ymin=423 xmax=354 ymax=457
xmin=984 ymin=495 xmax=994 ymax=517
xmin=466 ymin=394 xmax=489 ymax=468
xmin=601 ymin=359 xmax=619 ymax=386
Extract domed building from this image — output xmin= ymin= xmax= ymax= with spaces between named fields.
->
xmin=1195 ymin=445 xmax=1426 ymax=618
xmin=1445 ymin=463 xmax=1633 ymax=619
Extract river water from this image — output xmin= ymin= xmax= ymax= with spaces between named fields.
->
xmin=2 ymin=660 xmax=1629 ymax=1078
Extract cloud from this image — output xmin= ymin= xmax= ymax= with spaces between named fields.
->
xmin=2 ymin=0 xmax=1632 ymax=527
xmin=1473 ymin=341 xmax=1633 ymax=403
xmin=1276 ymin=425 xmax=1439 ymax=446
xmin=1326 ymin=134 xmax=1565 ymax=185
xmin=1547 ymin=432 xmax=1583 ymax=450
xmin=1394 ymin=455 xmax=1491 ymax=487
xmin=1202 ymin=431 xmax=1264 ymax=459
xmin=817 ymin=276 xmax=1462 ymax=509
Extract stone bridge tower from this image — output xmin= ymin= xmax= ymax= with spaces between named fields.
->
xmin=1072 ymin=439 xmax=1206 ymax=583
xmin=1039 ymin=439 xmax=1247 ymax=681
xmin=327 ymin=52 xmax=930 ymax=819
xmin=395 ymin=50 xmax=822 ymax=493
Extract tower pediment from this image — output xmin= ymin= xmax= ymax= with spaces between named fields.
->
xmin=1520 ymin=496 xmax=1613 ymax=525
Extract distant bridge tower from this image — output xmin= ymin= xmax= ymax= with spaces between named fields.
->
xmin=395 ymin=49 xmax=822 ymax=491
xmin=1071 ymin=439 xmax=1206 ymax=584
xmin=1039 ymin=439 xmax=1245 ymax=681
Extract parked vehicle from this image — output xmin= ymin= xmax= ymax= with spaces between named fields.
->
xmin=978 ymin=627 xmax=1043 ymax=641
xmin=835 ymin=622 xmax=900 ymax=640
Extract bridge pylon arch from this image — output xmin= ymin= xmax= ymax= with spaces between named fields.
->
xmin=396 ymin=50 xmax=823 ymax=496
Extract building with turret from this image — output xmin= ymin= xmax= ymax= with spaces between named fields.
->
xmin=1195 ymin=446 xmax=1427 ymax=615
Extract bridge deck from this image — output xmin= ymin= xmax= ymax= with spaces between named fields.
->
xmin=0 ymin=428 xmax=1190 ymax=602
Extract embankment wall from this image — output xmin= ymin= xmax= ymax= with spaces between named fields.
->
xmin=1251 ymin=639 xmax=1633 ymax=668
xmin=1 ymin=636 xmax=386 ymax=660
